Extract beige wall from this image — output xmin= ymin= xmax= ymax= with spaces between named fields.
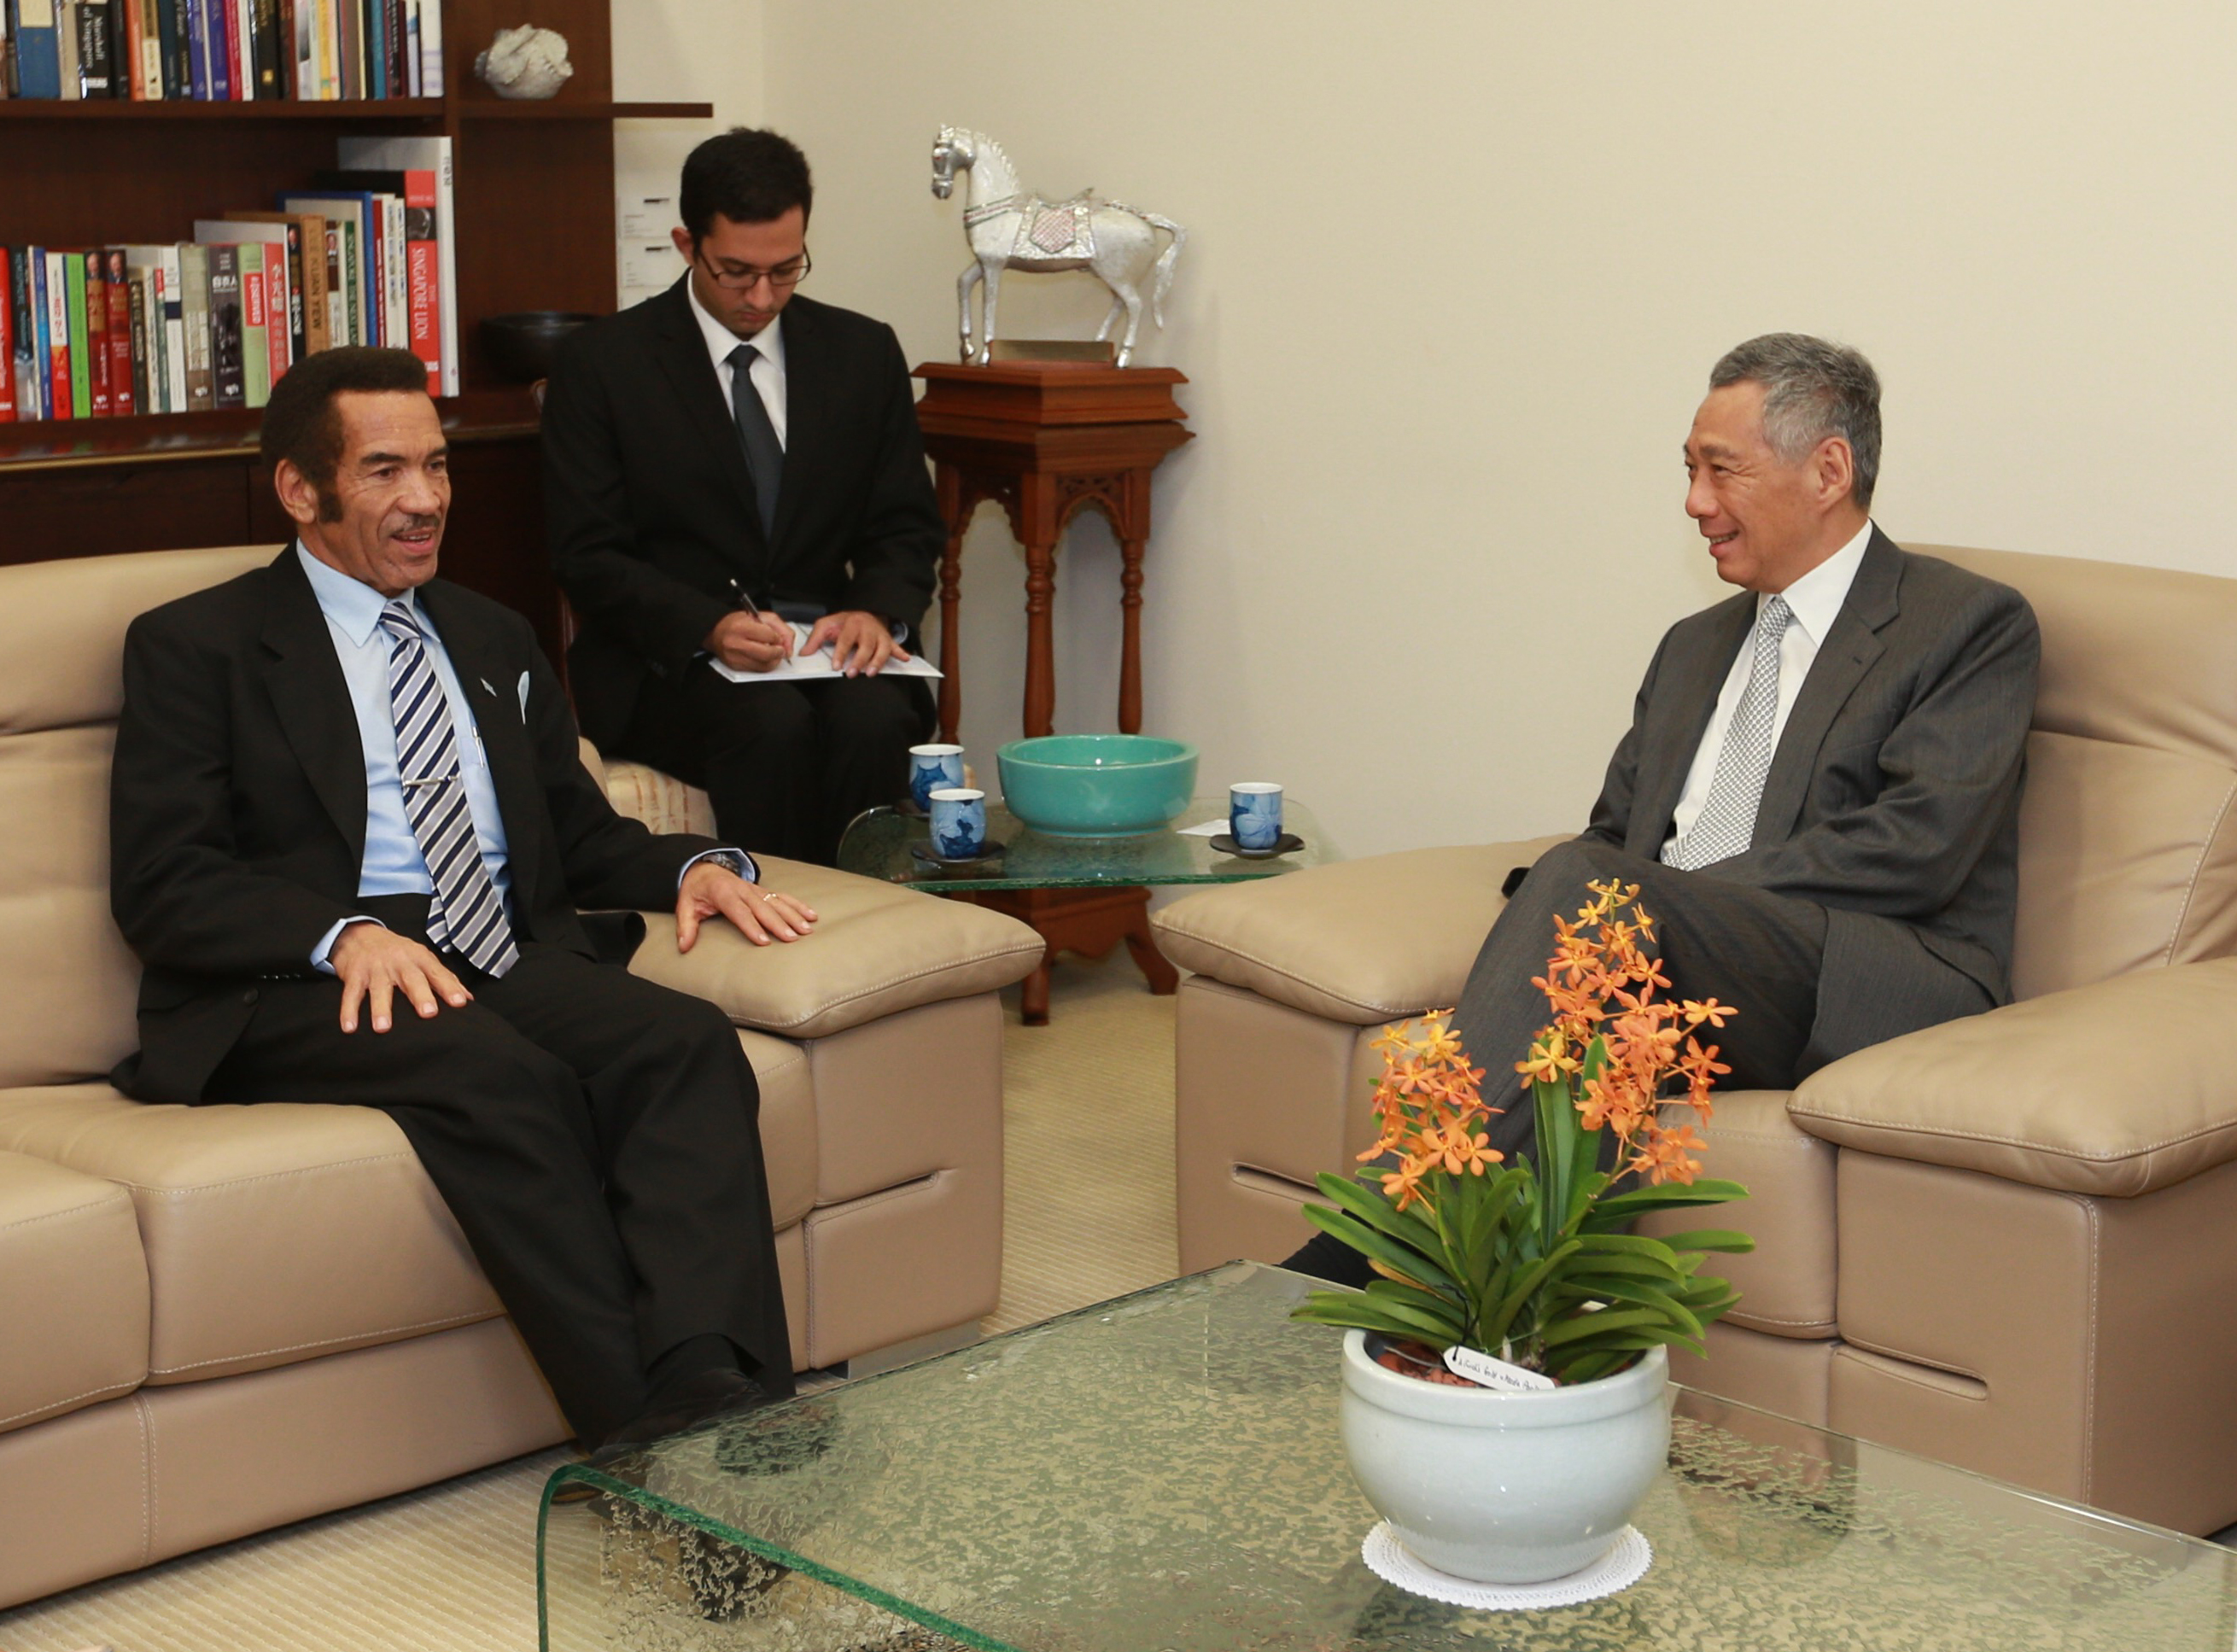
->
xmin=612 ymin=1 xmax=2237 ymax=857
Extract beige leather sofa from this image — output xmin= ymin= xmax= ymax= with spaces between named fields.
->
xmin=0 ymin=545 xmax=1042 ymax=1609
xmin=1155 ymin=545 xmax=2237 ymax=1536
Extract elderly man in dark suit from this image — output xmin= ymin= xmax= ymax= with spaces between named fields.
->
xmin=109 ymin=347 xmax=821 ymax=1450
xmin=543 ymin=126 xmax=943 ymax=866
xmin=1290 ymin=334 xmax=2040 ymax=1282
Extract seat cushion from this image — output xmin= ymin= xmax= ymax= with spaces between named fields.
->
xmin=0 ymin=1150 xmax=149 ymax=1435
xmin=0 ymin=1085 xmax=502 ymax=1385
xmin=628 ymin=856 xmax=1043 ymax=1039
xmin=1151 ymin=839 xmax=1568 ymax=1025
xmin=1634 ymin=1092 xmax=1837 ymax=1340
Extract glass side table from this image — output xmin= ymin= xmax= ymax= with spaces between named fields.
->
xmin=540 ymin=1263 xmax=2237 ymax=1650
xmin=836 ymin=797 xmax=1330 ymax=1023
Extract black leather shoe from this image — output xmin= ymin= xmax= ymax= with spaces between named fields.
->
xmin=604 ymin=1366 xmax=773 ymax=1452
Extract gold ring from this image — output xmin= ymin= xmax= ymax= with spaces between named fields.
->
xmin=762 ymin=892 xmax=779 ymax=902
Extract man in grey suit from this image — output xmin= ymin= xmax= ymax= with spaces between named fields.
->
xmin=1292 ymin=335 xmax=2037 ymax=1281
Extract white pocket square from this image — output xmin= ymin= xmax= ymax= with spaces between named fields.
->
xmin=517 ymin=672 xmax=531 ymax=721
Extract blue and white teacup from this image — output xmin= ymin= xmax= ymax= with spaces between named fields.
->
xmin=1229 ymin=782 xmax=1284 ymax=851
xmin=929 ymin=787 xmax=988 ymax=860
xmin=908 ymin=744 xmax=967 ymax=811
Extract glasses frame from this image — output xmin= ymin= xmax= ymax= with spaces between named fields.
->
xmin=692 ymin=242 xmax=813 ymax=295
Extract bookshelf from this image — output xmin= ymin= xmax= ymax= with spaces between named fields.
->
xmin=0 ymin=0 xmax=712 ymax=659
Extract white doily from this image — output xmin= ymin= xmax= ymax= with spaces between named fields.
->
xmin=1360 ymin=1521 xmax=1652 ymax=1610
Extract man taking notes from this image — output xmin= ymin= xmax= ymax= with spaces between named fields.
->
xmin=110 ymin=347 xmax=815 ymax=1449
xmin=545 ymin=127 xmax=944 ymax=866
xmin=1288 ymin=334 xmax=2041 ymax=1284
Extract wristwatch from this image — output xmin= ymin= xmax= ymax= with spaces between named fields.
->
xmin=702 ymin=849 xmax=753 ymax=881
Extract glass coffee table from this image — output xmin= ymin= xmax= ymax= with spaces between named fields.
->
xmin=836 ymin=799 xmax=1330 ymax=1024
xmin=539 ymin=1264 xmax=2237 ymax=1649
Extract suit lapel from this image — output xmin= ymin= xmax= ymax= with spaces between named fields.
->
xmin=416 ymin=581 xmax=546 ymax=908
xmin=768 ymin=296 xmax=824 ymax=558
xmin=258 ymin=548 xmax=369 ymax=866
xmin=1751 ymin=528 xmax=1901 ymax=846
xmin=1630 ymin=595 xmax=1754 ymax=855
xmin=651 ymin=278 xmax=769 ymax=559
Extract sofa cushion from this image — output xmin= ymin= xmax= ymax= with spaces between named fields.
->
xmin=0 ymin=1151 xmax=149 ymax=1435
xmin=1790 ymin=957 xmax=2237 ymax=1196
xmin=1150 ymin=839 xmax=1568 ymax=1025
xmin=1635 ymin=1092 xmax=1837 ymax=1341
xmin=0 ymin=1085 xmax=502 ymax=1385
xmin=0 ymin=544 xmax=278 ymax=736
xmin=628 ymin=855 xmax=1043 ymax=1039
xmin=0 ymin=724 xmax=141 ymax=1089
xmin=1922 ymin=546 xmax=2237 ymax=1000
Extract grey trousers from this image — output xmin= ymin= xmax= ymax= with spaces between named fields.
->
xmin=1451 ymin=837 xmax=1829 ymax=1165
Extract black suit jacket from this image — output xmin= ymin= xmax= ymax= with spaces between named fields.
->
xmin=541 ymin=281 xmax=944 ymax=750
xmin=108 ymin=547 xmax=721 ymax=1104
xmin=1582 ymin=529 xmax=2040 ymax=1068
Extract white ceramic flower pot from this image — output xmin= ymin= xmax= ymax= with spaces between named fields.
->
xmin=1340 ymin=1332 xmax=1670 ymax=1585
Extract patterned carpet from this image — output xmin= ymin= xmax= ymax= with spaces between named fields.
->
xmin=0 ymin=952 xmax=1179 ymax=1652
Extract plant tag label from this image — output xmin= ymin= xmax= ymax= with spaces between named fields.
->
xmin=1445 ymin=1346 xmax=1555 ymax=1392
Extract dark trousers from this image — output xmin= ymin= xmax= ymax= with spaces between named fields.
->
xmin=1286 ymin=837 xmax=1830 ymax=1287
xmin=202 ymin=914 xmax=792 ymax=1445
xmin=616 ymin=659 xmax=935 ymax=866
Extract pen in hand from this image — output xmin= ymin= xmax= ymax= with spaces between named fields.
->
xmin=727 ymin=578 xmax=795 ymax=660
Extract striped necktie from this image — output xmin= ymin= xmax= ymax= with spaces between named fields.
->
xmin=1663 ymin=595 xmax=1795 ymax=872
xmin=378 ymin=598 xmax=519 ymax=978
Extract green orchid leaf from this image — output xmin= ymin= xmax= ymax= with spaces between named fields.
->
xmin=1317 ymin=1171 xmax=1446 ymax=1257
xmin=1540 ymin=1305 xmax=1675 ymax=1347
xmin=1300 ymin=1204 xmax=1461 ymax=1296
xmin=1364 ymin=1279 xmax=1465 ymax=1334
xmin=1289 ymin=1298 xmax=1458 ymax=1351
xmin=1646 ymin=1229 xmax=1755 ymax=1255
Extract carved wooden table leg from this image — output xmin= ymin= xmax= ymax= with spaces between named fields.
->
xmin=1020 ymin=472 xmax=1060 ymax=738
xmin=935 ymin=469 xmax=968 ymax=743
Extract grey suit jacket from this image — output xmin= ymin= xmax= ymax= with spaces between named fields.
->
xmin=1580 ymin=528 xmax=2041 ymax=1072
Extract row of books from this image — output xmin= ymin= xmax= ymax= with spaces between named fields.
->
xmin=0 ymin=136 xmax=459 ymax=421
xmin=0 ymin=0 xmax=440 ymax=100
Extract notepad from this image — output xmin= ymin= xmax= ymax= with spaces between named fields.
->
xmin=708 ymin=622 xmax=943 ymax=684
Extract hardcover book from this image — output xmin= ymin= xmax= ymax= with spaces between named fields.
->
xmin=63 ymin=251 xmax=91 ymax=417
xmin=124 ymin=263 xmax=149 ymax=413
xmin=103 ymin=246 xmax=132 ymax=414
xmin=0 ymin=254 xmax=13 ymax=422
xmin=178 ymin=241 xmax=213 ymax=412
xmin=206 ymin=242 xmax=242 ymax=409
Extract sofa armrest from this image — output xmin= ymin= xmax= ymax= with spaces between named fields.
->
xmin=627 ymin=856 xmax=1043 ymax=1040
xmin=1148 ymin=838 xmax=1568 ymax=1025
xmin=1790 ymin=957 xmax=2237 ymax=1196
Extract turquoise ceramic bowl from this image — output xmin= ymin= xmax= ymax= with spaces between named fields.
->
xmin=996 ymin=735 xmax=1199 ymax=838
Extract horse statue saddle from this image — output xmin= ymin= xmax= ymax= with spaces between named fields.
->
xmin=1023 ymin=194 xmax=1098 ymax=259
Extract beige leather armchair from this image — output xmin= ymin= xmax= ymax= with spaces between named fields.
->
xmin=1155 ymin=545 xmax=2237 ymax=1536
xmin=0 ymin=545 xmax=1041 ymax=1608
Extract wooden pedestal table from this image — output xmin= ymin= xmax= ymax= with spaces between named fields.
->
xmin=911 ymin=361 xmax=1194 ymax=1018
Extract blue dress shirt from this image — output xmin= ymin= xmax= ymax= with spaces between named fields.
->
xmin=299 ymin=546 xmax=751 ymax=971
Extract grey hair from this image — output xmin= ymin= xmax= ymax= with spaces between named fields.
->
xmin=1709 ymin=334 xmax=1881 ymax=510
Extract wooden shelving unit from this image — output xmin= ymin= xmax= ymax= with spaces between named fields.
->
xmin=0 ymin=0 xmax=712 ymax=656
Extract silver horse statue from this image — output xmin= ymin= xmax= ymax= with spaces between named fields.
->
xmin=930 ymin=126 xmax=1187 ymax=368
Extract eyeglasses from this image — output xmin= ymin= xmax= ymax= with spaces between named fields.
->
xmin=694 ymin=245 xmax=812 ymax=294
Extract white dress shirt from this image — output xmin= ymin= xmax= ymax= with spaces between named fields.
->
xmin=1665 ymin=519 xmax=1874 ymax=849
xmin=688 ymin=278 xmax=787 ymax=447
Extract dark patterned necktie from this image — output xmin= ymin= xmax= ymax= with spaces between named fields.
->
xmin=379 ymin=598 xmax=518 ymax=978
xmin=1664 ymin=594 xmax=1795 ymax=872
xmin=727 ymin=342 xmax=783 ymax=538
